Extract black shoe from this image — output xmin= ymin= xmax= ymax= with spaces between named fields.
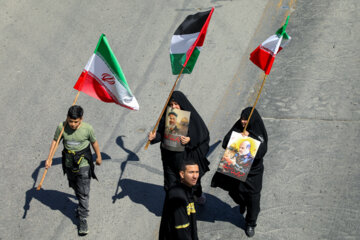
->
xmin=245 ymin=225 xmax=255 ymax=238
xmin=78 ymin=218 xmax=89 ymax=236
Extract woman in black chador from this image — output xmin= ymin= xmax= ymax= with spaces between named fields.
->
xmin=211 ymin=107 xmax=268 ymax=238
xmin=148 ymin=91 xmax=210 ymax=202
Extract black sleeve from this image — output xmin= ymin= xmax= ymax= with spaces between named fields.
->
xmin=150 ymin=132 xmax=162 ymax=144
xmin=222 ymin=129 xmax=233 ymax=149
xmin=171 ymin=200 xmax=192 ymax=240
xmin=249 ymin=130 xmax=267 ymax=159
xmin=254 ymin=137 xmax=267 ymax=159
xmin=150 ymin=115 xmax=165 ymax=145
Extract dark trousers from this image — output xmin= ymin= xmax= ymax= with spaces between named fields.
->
xmin=66 ymin=166 xmax=91 ymax=219
xmin=229 ymin=190 xmax=261 ymax=227
xmin=163 ymin=164 xmax=179 ymax=192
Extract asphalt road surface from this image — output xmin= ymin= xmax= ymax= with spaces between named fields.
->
xmin=0 ymin=0 xmax=359 ymax=239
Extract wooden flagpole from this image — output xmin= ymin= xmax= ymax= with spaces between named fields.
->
xmin=244 ymin=16 xmax=289 ymax=133
xmin=144 ymin=67 xmax=185 ymax=150
xmin=243 ymin=74 xmax=268 ymax=133
xmin=36 ymin=91 xmax=81 ymax=190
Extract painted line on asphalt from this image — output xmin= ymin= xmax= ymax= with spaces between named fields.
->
xmin=263 ymin=117 xmax=359 ymax=123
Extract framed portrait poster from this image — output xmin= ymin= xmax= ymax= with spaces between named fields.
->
xmin=162 ymin=107 xmax=191 ymax=152
xmin=216 ymin=131 xmax=261 ymax=182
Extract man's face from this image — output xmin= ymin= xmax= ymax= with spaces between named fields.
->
xmin=169 ymin=100 xmax=181 ymax=109
xmin=169 ymin=114 xmax=177 ymax=126
xmin=180 ymin=164 xmax=199 ymax=187
xmin=239 ymin=142 xmax=250 ymax=155
xmin=67 ymin=117 xmax=82 ymax=130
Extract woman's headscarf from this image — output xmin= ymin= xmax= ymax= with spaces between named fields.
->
xmin=211 ymin=107 xmax=268 ymax=191
xmin=158 ymin=91 xmax=210 ymax=175
xmin=222 ymin=107 xmax=268 ymax=160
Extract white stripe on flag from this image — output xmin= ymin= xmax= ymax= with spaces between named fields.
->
xmin=262 ymin=35 xmax=291 ymax=54
xmin=170 ymin=32 xmax=199 ymax=54
xmin=85 ymin=54 xmax=137 ymax=108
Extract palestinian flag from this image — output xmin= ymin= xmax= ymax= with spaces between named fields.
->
xmin=170 ymin=7 xmax=214 ymax=75
xmin=250 ymin=16 xmax=291 ymax=75
xmin=74 ymin=34 xmax=139 ymax=110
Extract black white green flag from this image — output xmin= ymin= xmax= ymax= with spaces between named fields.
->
xmin=170 ymin=8 xmax=214 ymax=75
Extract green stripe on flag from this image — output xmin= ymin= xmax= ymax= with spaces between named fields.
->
xmin=94 ymin=34 xmax=132 ymax=94
xmin=170 ymin=48 xmax=201 ymax=75
xmin=276 ymin=16 xmax=290 ymax=40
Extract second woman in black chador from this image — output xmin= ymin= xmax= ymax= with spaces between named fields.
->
xmin=149 ymin=91 xmax=210 ymax=200
xmin=211 ymin=107 xmax=268 ymax=237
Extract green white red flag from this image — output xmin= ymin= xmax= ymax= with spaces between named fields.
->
xmin=250 ymin=16 xmax=291 ymax=75
xmin=170 ymin=7 xmax=214 ymax=75
xmin=74 ymin=34 xmax=139 ymax=110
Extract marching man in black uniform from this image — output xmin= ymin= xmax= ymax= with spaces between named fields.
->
xmin=159 ymin=160 xmax=200 ymax=240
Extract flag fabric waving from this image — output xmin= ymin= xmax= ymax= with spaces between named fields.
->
xmin=250 ymin=16 xmax=291 ymax=75
xmin=74 ymin=34 xmax=139 ymax=110
xmin=170 ymin=7 xmax=214 ymax=75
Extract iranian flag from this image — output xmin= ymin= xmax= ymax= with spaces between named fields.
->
xmin=74 ymin=34 xmax=139 ymax=110
xmin=250 ymin=16 xmax=291 ymax=75
xmin=170 ymin=7 xmax=214 ymax=75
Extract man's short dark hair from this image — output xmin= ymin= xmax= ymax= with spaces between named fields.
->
xmin=168 ymin=111 xmax=178 ymax=117
xmin=68 ymin=105 xmax=83 ymax=119
xmin=180 ymin=160 xmax=198 ymax=172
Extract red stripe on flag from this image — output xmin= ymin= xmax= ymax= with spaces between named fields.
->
xmin=74 ymin=71 xmax=114 ymax=103
xmin=183 ymin=7 xmax=214 ymax=68
xmin=250 ymin=46 xmax=276 ymax=75
xmin=74 ymin=71 xmax=137 ymax=110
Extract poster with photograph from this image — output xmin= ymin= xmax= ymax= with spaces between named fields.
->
xmin=162 ymin=107 xmax=191 ymax=152
xmin=216 ymin=131 xmax=261 ymax=182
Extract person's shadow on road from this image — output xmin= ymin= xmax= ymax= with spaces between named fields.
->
xmin=112 ymin=136 xmax=142 ymax=203
xmin=113 ymin=178 xmax=165 ymax=216
xmin=196 ymin=194 xmax=246 ymax=229
xmin=23 ymin=187 xmax=78 ymax=225
xmin=112 ymin=178 xmax=244 ymax=228
xmin=23 ymin=152 xmax=111 ymax=224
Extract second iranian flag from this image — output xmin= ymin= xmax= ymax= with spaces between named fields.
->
xmin=170 ymin=8 xmax=214 ymax=75
xmin=250 ymin=17 xmax=291 ymax=75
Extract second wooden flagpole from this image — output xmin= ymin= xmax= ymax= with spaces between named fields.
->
xmin=243 ymin=74 xmax=268 ymax=133
xmin=144 ymin=67 xmax=185 ymax=150
xmin=36 ymin=91 xmax=81 ymax=190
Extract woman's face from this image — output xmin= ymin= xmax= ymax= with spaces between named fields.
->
xmin=241 ymin=118 xmax=248 ymax=128
xmin=169 ymin=100 xmax=181 ymax=109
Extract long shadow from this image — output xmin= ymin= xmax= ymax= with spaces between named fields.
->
xmin=23 ymin=188 xmax=78 ymax=225
xmin=23 ymin=157 xmax=63 ymax=219
xmin=196 ymin=194 xmax=245 ymax=229
xmin=207 ymin=140 xmax=222 ymax=158
xmin=112 ymin=178 xmax=244 ymax=228
xmin=201 ymin=140 xmax=245 ymax=228
xmin=113 ymin=178 xmax=165 ymax=216
xmin=23 ymin=152 xmax=111 ymax=221
xmin=112 ymin=136 xmax=141 ymax=203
